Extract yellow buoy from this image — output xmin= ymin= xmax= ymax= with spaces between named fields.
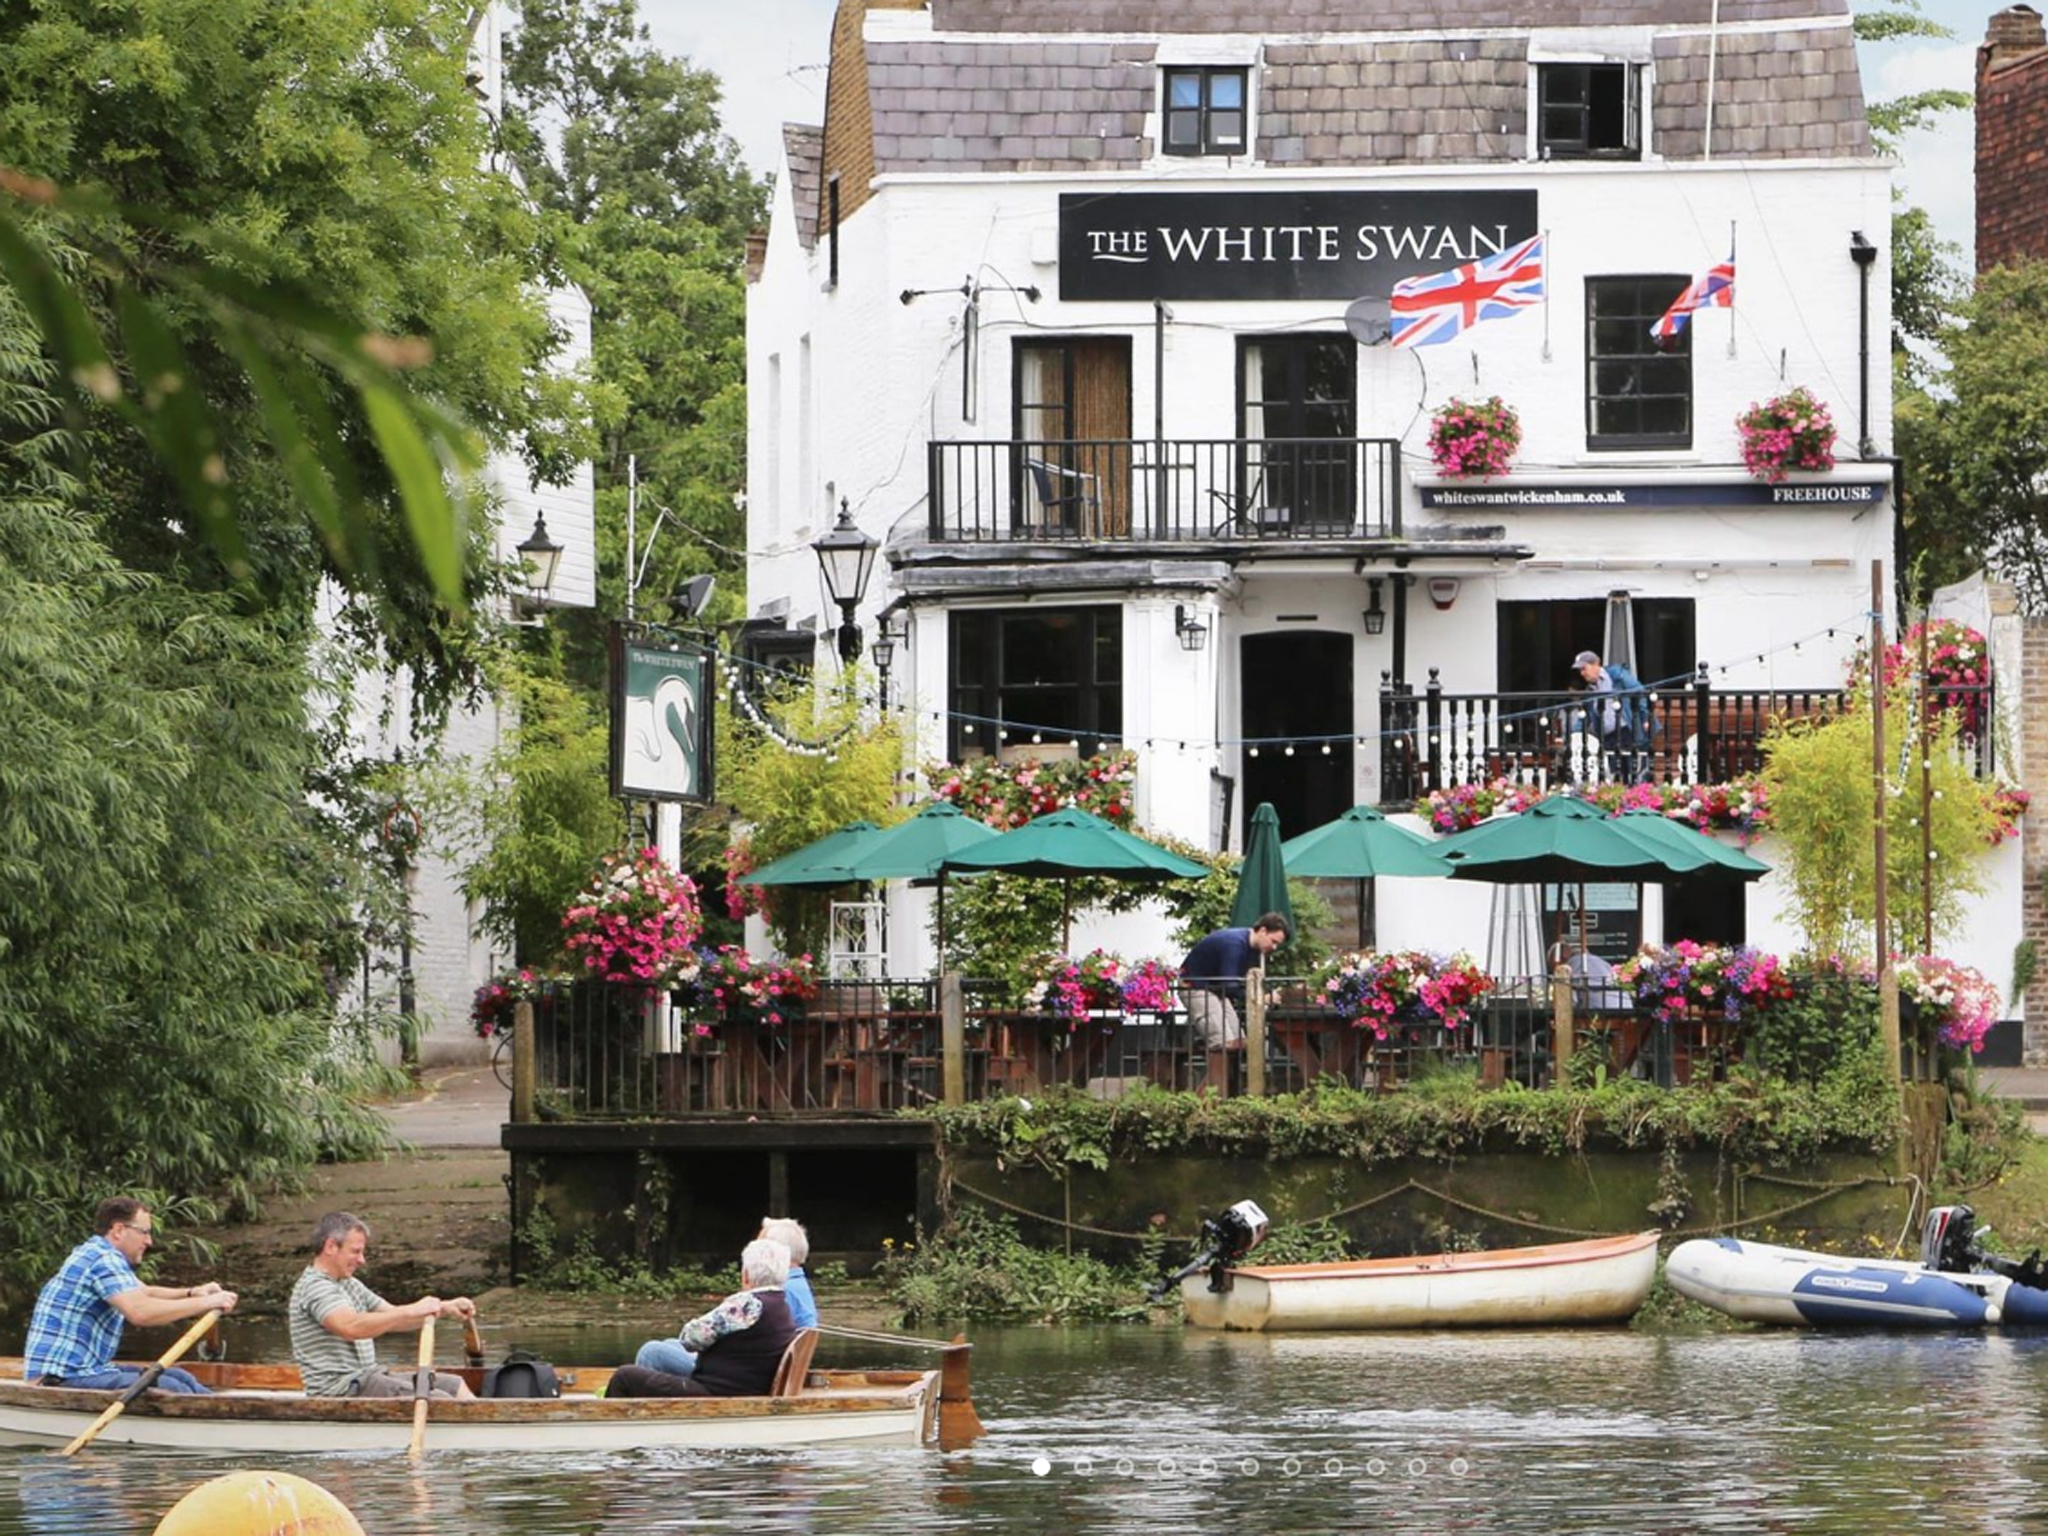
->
xmin=153 ymin=1471 xmax=367 ymax=1536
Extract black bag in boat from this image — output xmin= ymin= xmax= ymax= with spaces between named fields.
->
xmin=481 ymin=1351 xmax=561 ymax=1399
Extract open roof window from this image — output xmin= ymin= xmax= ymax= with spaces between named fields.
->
xmin=1538 ymin=63 xmax=1642 ymax=160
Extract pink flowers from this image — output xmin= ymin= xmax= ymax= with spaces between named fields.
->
xmin=1313 ymin=950 xmax=1493 ymax=1036
xmin=1023 ymin=951 xmax=1180 ymax=1028
xmin=1615 ymin=942 xmax=1794 ymax=1023
xmin=1416 ymin=778 xmax=1543 ymax=832
xmin=561 ymin=848 xmax=704 ymax=990
xmin=1895 ymin=955 xmax=2002 ymax=1053
xmin=689 ymin=946 xmax=820 ymax=1029
xmin=1427 ymin=396 xmax=1521 ymax=480
xmin=926 ymin=749 xmax=1140 ymax=830
xmin=1736 ymin=386 xmax=1837 ymax=482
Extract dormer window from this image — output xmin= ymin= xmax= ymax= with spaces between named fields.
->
xmin=1538 ymin=63 xmax=1642 ymax=159
xmin=1164 ymin=67 xmax=1247 ymax=156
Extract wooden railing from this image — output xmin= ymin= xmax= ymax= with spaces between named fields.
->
xmin=926 ymin=436 xmax=1403 ymax=543
xmin=1378 ymin=668 xmax=1995 ymax=804
xmin=509 ymin=969 xmax=1930 ymax=1118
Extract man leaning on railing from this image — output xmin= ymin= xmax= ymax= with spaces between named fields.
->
xmin=1179 ymin=914 xmax=1291 ymax=1049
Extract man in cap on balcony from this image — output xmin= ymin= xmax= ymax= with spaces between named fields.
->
xmin=1573 ymin=651 xmax=1651 ymax=784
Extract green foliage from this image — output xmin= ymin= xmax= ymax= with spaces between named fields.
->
xmin=1759 ymin=686 xmax=2000 ymax=957
xmin=1249 ymin=1214 xmax=1353 ymax=1265
xmin=459 ymin=661 xmax=628 ymax=964
xmin=918 ymin=1063 xmax=1901 ymax=1178
xmin=2013 ymin=940 xmax=2038 ymax=1008
xmin=720 ymin=677 xmax=905 ymax=957
xmin=1744 ymin=973 xmax=1879 ymax=1085
xmin=877 ymin=1207 xmax=1160 ymax=1324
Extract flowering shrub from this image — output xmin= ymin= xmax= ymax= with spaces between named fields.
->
xmin=470 ymin=967 xmax=565 ymax=1038
xmin=1735 ymin=386 xmax=1836 ymax=482
xmin=721 ymin=837 xmax=763 ymax=920
xmin=1427 ymin=396 xmax=1521 ymax=480
xmin=1990 ymin=785 xmax=2031 ymax=844
xmin=561 ymin=848 xmax=705 ymax=989
xmin=1895 ymin=955 xmax=2002 ymax=1053
xmin=927 ymin=749 xmax=1138 ymax=830
xmin=1875 ymin=619 xmax=1993 ymax=738
xmin=1311 ymin=950 xmax=1494 ymax=1037
xmin=1614 ymin=941 xmax=1795 ymax=1023
xmin=1022 ymin=950 xmax=1181 ymax=1028
xmin=685 ymin=945 xmax=821 ymax=1029
xmin=1415 ymin=778 xmax=1543 ymax=833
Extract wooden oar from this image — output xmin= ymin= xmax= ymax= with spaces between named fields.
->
xmin=461 ymin=1312 xmax=485 ymax=1371
xmin=59 ymin=1310 xmax=223 ymax=1456
xmin=407 ymin=1317 xmax=436 ymax=1462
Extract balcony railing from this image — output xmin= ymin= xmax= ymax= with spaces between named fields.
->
xmin=927 ymin=437 xmax=1403 ymax=544
xmin=1378 ymin=669 xmax=1995 ymax=804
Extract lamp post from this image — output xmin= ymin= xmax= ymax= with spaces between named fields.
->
xmin=813 ymin=498 xmax=880 ymax=662
xmin=872 ymin=617 xmax=899 ymax=708
xmin=515 ymin=514 xmax=565 ymax=610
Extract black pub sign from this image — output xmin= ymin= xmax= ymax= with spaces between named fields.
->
xmin=1059 ymin=189 xmax=1538 ymax=302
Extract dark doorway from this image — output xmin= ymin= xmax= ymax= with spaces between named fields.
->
xmin=1495 ymin=596 xmax=1696 ymax=694
xmin=1239 ymin=630 xmax=1353 ymax=845
xmin=1662 ymin=878 xmax=1747 ymax=947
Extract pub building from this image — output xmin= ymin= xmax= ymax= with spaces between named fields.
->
xmin=741 ymin=0 xmax=1994 ymax=974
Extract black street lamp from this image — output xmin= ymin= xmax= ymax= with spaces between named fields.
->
xmin=812 ymin=498 xmax=879 ymax=662
xmin=515 ymin=514 xmax=565 ymax=607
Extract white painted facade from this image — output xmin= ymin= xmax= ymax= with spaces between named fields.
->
xmin=743 ymin=6 xmax=2024 ymax=990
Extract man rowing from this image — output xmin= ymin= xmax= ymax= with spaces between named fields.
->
xmin=22 ymin=1197 xmax=238 ymax=1393
xmin=288 ymin=1212 xmax=478 ymax=1399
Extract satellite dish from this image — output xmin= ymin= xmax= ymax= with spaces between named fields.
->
xmin=1344 ymin=295 xmax=1392 ymax=347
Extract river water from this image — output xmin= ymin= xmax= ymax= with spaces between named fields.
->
xmin=6 ymin=1321 xmax=2048 ymax=1534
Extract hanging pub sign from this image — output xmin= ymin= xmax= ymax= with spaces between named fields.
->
xmin=1059 ymin=189 xmax=1538 ymax=302
xmin=609 ymin=624 xmax=716 ymax=803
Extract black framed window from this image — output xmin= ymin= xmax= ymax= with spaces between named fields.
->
xmin=1164 ymin=67 xmax=1247 ymax=156
xmin=949 ymin=607 xmax=1122 ymax=762
xmin=1495 ymin=598 xmax=1696 ymax=696
xmin=736 ymin=621 xmax=815 ymax=683
xmin=1538 ymin=63 xmax=1641 ymax=159
xmin=1587 ymin=275 xmax=1692 ymax=450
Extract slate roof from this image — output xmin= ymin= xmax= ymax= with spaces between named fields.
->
xmin=860 ymin=3 xmax=1870 ymax=173
xmin=783 ymin=123 xmax=825 ymax=249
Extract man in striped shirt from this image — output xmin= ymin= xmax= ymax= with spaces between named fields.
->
xmin=287 ymin=1212 xmax=476 ymax=1398
xmin=23 ymin=1197 xmax=237 ymax=1392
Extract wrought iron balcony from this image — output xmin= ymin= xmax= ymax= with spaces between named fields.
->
xmin=1377 ymin=669 xmax=1996 ymax=805
xmin=926 ymin=437 xmax=1403 ymax=544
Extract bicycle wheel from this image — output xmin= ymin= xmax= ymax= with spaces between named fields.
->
xmin=492 ymin=1031 xmax=513 ymax=1091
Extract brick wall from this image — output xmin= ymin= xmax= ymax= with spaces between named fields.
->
xmin=2022 ymin=617 xmax=2048 ymax=1061
xmin=1977 ymin=6 xmax=2048 ymax=272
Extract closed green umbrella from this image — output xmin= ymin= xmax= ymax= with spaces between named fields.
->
xmin=745 ymin=819 xmax=888 ymax=887
xmin=1230 ymin=802 xmax=1294 ymax=936
xmin=944 ymin=806 xmax=1208 ymax=950
xmin=839 ymin=802 xmax=1004 ymax=961
xmin=1280 ymin=803 xmax=1450 ymax=947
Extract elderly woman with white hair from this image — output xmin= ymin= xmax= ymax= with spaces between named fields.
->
xmin=758 ymin=1216 xmax=818 ymax=1328
xmin=607 ymin=1237 xmax=798 ymax=1399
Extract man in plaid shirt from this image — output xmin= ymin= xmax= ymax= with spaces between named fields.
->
xmin=22 ymin=1197 xmax=238 ymax=1392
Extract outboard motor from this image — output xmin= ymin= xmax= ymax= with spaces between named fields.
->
xmin=1148 ymin=1199 xmax=1270 ymax=1299
xmin=1922 ymin=1204 xmax=2048 ymax=1289
xmin=1921 ymin=1204 xmax=1980 ymax=1274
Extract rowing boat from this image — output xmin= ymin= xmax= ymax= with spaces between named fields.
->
xmin=1180 ymin=1232 xmax=1660 ymax=1331
xmin=0 ymin=1349 xmax=976 ymax=1453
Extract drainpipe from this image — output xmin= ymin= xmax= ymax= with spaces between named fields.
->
xmin=1849 ymin=231 xmax=1878 ymax=458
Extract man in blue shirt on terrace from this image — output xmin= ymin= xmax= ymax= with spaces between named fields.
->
xmin=22 ymin=1197 xmax=238 ymax=1393
xmin=1180 ymin=913 xmax=1291 ymax=1048
xmin=1574 ymin=650 xmax=1652 ymax=784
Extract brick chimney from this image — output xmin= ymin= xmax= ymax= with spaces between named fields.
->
xmin=1982 ymin=5 xmax=2047 ymax=76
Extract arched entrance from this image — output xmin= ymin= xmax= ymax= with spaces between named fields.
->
xmin=1238 ymin=631 xmax=1354 ymax=845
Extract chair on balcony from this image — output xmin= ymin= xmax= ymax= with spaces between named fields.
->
xmin=1022 ymin=458 xmax=1097 ymax=536
xmin=1207 ymin=470 xmax=1289 ymax=537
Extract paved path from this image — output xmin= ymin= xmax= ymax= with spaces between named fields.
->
xmin=377 ymin=1063 xmax=509 ymax=1149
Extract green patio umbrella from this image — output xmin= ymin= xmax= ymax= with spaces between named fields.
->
xmin=838 ymin=802 xmax=1004 ymax=963
xmin=1230 ymin=802 xmax=1295 ymax=936
xmin=745 ymin=819 xmax=889 ymax=887
xmin=1279 ymin=803 xmax=1450 ymax=948
xmin=1610 ymin=809 xmax=1771 ymax=881
xmin=943 ymin=806 xmax=1209 ymax=950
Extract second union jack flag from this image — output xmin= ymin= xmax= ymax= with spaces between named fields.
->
xmin=1389 ymin=233 xmax=1546 ymax=349
xmin=1651 ymin=254 xmax=1735 ymax=343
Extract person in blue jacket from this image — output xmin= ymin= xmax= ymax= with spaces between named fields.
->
xmin=759 ymin=1218 xmax=818 ymax=1328
xmin=1180 ymin=914 xmax=1291 ymax=1048
xmin=1574 ymin=650 xmax=1652 ymax=784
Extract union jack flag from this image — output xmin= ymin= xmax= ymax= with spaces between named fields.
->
xmin=1389 ymin=234 xmax=1546 ymax=349
xmin=1651 ymin=254 xmax=1735 ymax=343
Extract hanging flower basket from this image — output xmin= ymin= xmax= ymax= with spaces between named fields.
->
xmin=560 ymin=848 xmax=704 ymax=989
xmin=1427 ymin=396 xmax=1521 ymax=480
xmin=1735 ymin=386 xmax=1836 ymax=482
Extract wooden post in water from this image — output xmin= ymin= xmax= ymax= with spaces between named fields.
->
xmin=512 ymin=999 xmax=536 ymax=1124
xmin=1551 ymin=963 xmax=1575 ymax=1085
xmin=1244 ymin=964 xmax=1267 ymax=1098
xmin=940 ymin=972 xmax=965 ymax=1106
